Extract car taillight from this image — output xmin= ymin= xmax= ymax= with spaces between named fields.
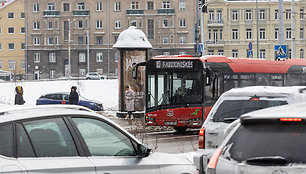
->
xmin=198 ymin=127 xmax=205 ymax=149
xmin=280 ymin=118 xmax=302 ymax=122
xmin=207 ymin=148 xmax=222 ymax=174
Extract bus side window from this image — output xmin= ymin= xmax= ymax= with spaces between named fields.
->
xmin=255 ymin=74 xmax=269 ymax=86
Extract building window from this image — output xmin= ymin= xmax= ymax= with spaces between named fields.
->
xmin=300 ymin=28 xmax=304 ymax=39
xmin=179 ymin=19 xmax=186 ymax=28
xmin=21 ymin=12 xmax=25 ymax=19
xmin=0 ymin=61 xmax=2 ymax=69
xmin=114 ymin=36 xmax=119 ymax=43
xmin=208 ymin=29 xmax=211 ymax=40
xmin=0 ymin=28 xmax=1 ymax=34
xmin=275 ymin=28 xmax=279 ymax=40
xmin=289 ymin=49 xmax=292 ymax=59
xmin=275 ymin=9 xmax=278 ymax=20
xmin=179 ymin=36 xmax=186 ymax=44
xmin=49 ymin=53 xmax=56 ymax=63
xmin=33 ymin=37 xmax=40 ymax=45
xmin=114 ymin=20 xmax=121 ymax=29
xmin=78 ymin=20 xmax=83 ymax=29
xmin=220 ymin=29 xmax=223 ymax=40
xmin=246 ymin=9 xmax=252 ymax=20
xmin=259 ymin=9 xmax=266 ymax=20
xmin=260 ymin=49 xmax=266 ymax=59
xmin=8 ymin=61 xmax=15 ymax=70
xmin=8 ymin=27 xmax=14 ymax=34
xmin=209 ymin=10 xmax=214 ymax=21
xmin=148 ymin=19 xmax=154 ymax=40
xmin=63 ymin=3 xmax=70 ymax=12
xmin=162 ymin=19 xmax=168 ymax=28
xmin=300 ymin=8 xmax=304 ymax=19
xmin=217 ymin=10 xmax=222 ymax=23
xmin=179 ymin=1 xmax=186 ymax=11
xmin=232 ymin=50 xmax=238 ymax=57
xmin=286 ymin=9 xmax=291 ymax=19
xmin=48 ymin=21 xmax=53 ymax=29
xmin=0 ymin=43 xmax=2 ymax=50
xmin=96 ymin=2 xmax=103 ymax=11
xmin=96 ymin=52 xmax=103 ymax=62
xmin=8 ymin=12 xmax=14 ymax=19
xmin=8 ymin=43 xmax=14 ymax=50
xmin=50 ymin=70 xmax=55 ymax=78
xmin=78 ymin=2 xmax=85 ymax=10
xmin=218 ymin=50 xmax=224 ymax=55
xmin=21 ymin=43 xmax=25 ymax=50
xmin=79 ymin=52 xmax=86 ymax=62
xmin=48 ymin=37 xmax=54 ymax=45
xmin=232 ymin=10 xmax=238 ymax=20
xmin=162 ymin=1 xmax=170 ymax=9
xmin=259 ymin=28 xmax=265 ymax=40
xmin=96 ymin=36 xmax=103 ymax=45
xmin=286 ymin=28 xmax=292 ymax=39
xmin=34 ymin=53 xmax=40 ymax=63
xmin=33 ymin=3 xmax=39 ymax=12
xmin=163 ymin=52 xmax=170 ymax=56
xmin=232 ymin=29 xmax=238 ymax=40
xmin=21 ymin=60 xmax=26 ymax=69
xmin=130 ymin=20 xmax=137 ymax=27
xmin=33 ymin=21 xmax=40 ymax=30
xmin=300 ymin=49 xmax=304 ymax=59
xmin=246 ymin=29 xmax=252 ymax=40
xmin=21 ymin=27 xmax=25 ymax=34
xmin=48 ymin=3 xmax=55 ymax=11
xmin=147 ymin=1 xmax=154 ymax=10
xmin=162 ymin=37 xmax=169 ymax=44
xmin=114 ymin=2 xmax=120 ymax=11
xmin=96 ymin=20 xmax=103 ymax=29
xmin=78 ymin=37 xmax=84 ymax=45
xmin=208 ymin=50 xmax=214 ymax=55
xmin=131 ymin=2 xmax=139 ymax=9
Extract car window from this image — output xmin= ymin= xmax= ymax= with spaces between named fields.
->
xmin=0 ymin=124 xmax=13 ymax=157
xmin=72 ymin=118 xmax=136 ymax=156
xmin=16 ymin=123 xmax=35 ymax=157
xmin=212 ymin=99 xmax=288 ymax=122
xmin=23 ymin=118 xmax=78 ymax=157
xmin=63 ymin=94 xmax=69 ymax=100
xmin=224 ymin=123 xmax=306 ymax=164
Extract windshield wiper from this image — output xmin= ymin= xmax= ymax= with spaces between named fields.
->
xmin=222 ymin=117 xmax=237 ymax=123
xmin=246 ymin=156 xmax=288 ymax=166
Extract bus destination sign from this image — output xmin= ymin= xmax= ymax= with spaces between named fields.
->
xmin=155 ymin=61 xmax=194 ymax=69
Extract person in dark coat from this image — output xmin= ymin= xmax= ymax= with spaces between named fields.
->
xmin=15 ymin=86 xmax=25 ymax=105
xmin=69 ymin=86 xmax=79 ymax=105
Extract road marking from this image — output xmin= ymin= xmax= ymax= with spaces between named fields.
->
xmin=145 ymin=134 xmax=198 ymax=142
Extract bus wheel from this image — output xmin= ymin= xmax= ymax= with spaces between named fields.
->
xmin=174 ymin=126 xmax=187 ymax=133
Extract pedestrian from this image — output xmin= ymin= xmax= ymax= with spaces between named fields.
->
xmin=69 ymin=86 xmax=79 ymax=105
xmin=125 ymin=85 xmax=135 ymax=119
xmin=15 ymin=86 xmax=25 ymax=105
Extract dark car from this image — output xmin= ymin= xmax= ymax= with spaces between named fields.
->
xmin=36 ymin=92 xmax=103 ymax=111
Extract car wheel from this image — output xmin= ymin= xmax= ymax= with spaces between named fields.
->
xmin=86 ymin=77 xmax=91 ymax=80
xmin=174 ymin=126 xmax=187 ymax=133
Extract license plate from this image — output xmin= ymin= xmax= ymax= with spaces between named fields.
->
xmin=164 ymin=121 xmax=177 ymax=125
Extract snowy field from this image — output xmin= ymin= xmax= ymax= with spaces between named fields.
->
xmin=0 ymin=80 xmax=118 ymax=110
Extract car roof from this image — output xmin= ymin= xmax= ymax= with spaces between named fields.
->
xmin=42 ymin=92 xmax=69 ymax=96
xmin=223 ymin=86 xmax=306 ymax=98
xmin=240 ymin=102 xmax=306 ymax=122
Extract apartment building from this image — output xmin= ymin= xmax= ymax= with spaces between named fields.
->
xmin=26 ymin=0 xmax=198 ymax=79
xmin=204 ymin=0 xmax=306 ymax=60
xmin=0 ymin=0 xmax=25 ymax=78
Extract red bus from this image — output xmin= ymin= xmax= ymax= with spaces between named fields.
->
xmin=133 ymin=55 xmax=306 ymax=132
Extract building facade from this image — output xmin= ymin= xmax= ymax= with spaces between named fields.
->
xmin=204 ymin=0 xmax=306 ymax=60
xmin=26 ymin=0 xmax=198 ymax=79
xmin=0 ymin=0 xmax=25 ymax=78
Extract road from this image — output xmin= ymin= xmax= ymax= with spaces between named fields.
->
xmin=106 ymin=115 xmax=199 ymax=154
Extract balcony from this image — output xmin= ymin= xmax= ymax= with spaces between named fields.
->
xmin=157 ymin=8 xmax=175 ymax=15
xmin=206 ymin=40 xmax=225 ymax=47
xmin=43 ymin=10 xmax=60 ymax=17
xmin=126 ymin=9 xmax=144 ymax=15
xmin=73 ymin=10 xmax=90 ymax=16
xmin=207 ymin=20 xmax=224 ymax=26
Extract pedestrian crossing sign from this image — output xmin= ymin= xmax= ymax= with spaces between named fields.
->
xmin=275 ymin=45 xmax=287 ymax=58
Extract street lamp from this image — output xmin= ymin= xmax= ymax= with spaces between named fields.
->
xmin=68 ymin=18 xmax=75 ymax=80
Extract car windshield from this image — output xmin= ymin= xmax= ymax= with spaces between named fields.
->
xmin=212 ymin=99 xmax=288 ymax=122
xmin=224 ymin=123 xmax=306 ymax=164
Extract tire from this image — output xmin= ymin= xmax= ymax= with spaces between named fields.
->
xmin=174 ymin=126 xmax=187 ymax=133
xmin=86 ymin=77 xmax=91 ymax=80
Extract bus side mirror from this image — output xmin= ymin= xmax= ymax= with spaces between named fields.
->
xmin=205 ymin=68 xmax=212 ymax=86
xmin=132 ymin=62 xmax=146 ymax=79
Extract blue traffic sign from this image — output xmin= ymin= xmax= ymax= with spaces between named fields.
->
xmin=197 ymin=44 xmax=203 ymax=54
xmin=248 ymin=42 xmax=252 ymax=50
xmin=275 ymin=45 xmax=287 ymax=58
xmin=248 ymin=51 xmax=253 ymax=58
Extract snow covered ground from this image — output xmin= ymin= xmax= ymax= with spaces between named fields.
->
xmin=0 ymin=79 xmax=118 ymax=110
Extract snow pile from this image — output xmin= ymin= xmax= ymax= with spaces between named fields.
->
xmin=0 ymin=80 xmax=118 ymax=110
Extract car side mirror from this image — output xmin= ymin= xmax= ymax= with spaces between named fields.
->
xmin=205 ymin=68 xmax=212 ymax=86
xmin=132 ymin=62 xmax=146 ymax=79
xmin=137 ymin=144 xmax=151 ymax=158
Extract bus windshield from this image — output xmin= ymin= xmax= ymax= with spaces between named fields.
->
xmin=147 ymin=71 xmax=202 ymax=109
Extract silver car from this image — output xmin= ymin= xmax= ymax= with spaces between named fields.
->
xmin=207 ymin=102 xmax=306 ymax=174
xmin=0 ymin=105 xmax=197 ymax=174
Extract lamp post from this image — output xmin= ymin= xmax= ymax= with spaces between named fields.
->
xmin=68 ymin=19 xmax=75 ymax=79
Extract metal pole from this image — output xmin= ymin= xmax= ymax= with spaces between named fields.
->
xmin=25 ymin=0 xmax=28 ymax=79
xmin=279 ymin=0 xmax=285 ymax=45
xmin=87 ymin=30 xmax=90 ymax=72
xmin=256 ymin=0 xmax=259 ymax=58
xmin=201 ymin=10 xmax=205 ymax=56
xmin=68 ymin=19 xmax=71 ymax=80
xmin=107 ymin=0 xmax=110 ymax=78
xmin=291 ymin=0 xmax=295 ymax=58
xmin=195 ymin=0 xmax=199 ymax=55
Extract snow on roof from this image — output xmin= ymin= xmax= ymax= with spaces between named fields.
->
xmin=113 ymin=26 xmax=152 ymax=49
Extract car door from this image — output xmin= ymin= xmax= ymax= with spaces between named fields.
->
xmin=70 ymin=117 xmax=160 ymax=174
xmin=17 ymin=117 xmax=95 ymax=174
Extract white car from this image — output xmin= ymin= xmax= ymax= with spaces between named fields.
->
xmin=207 ymin=102 xmax=306 ymax=174
xmin=85 ymin=72 xmax=106 ymax=80
xmin=194 ymin=86 xmax=306 ymax=174
xmin=0 ymin=105 xmax=197 ymax=174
